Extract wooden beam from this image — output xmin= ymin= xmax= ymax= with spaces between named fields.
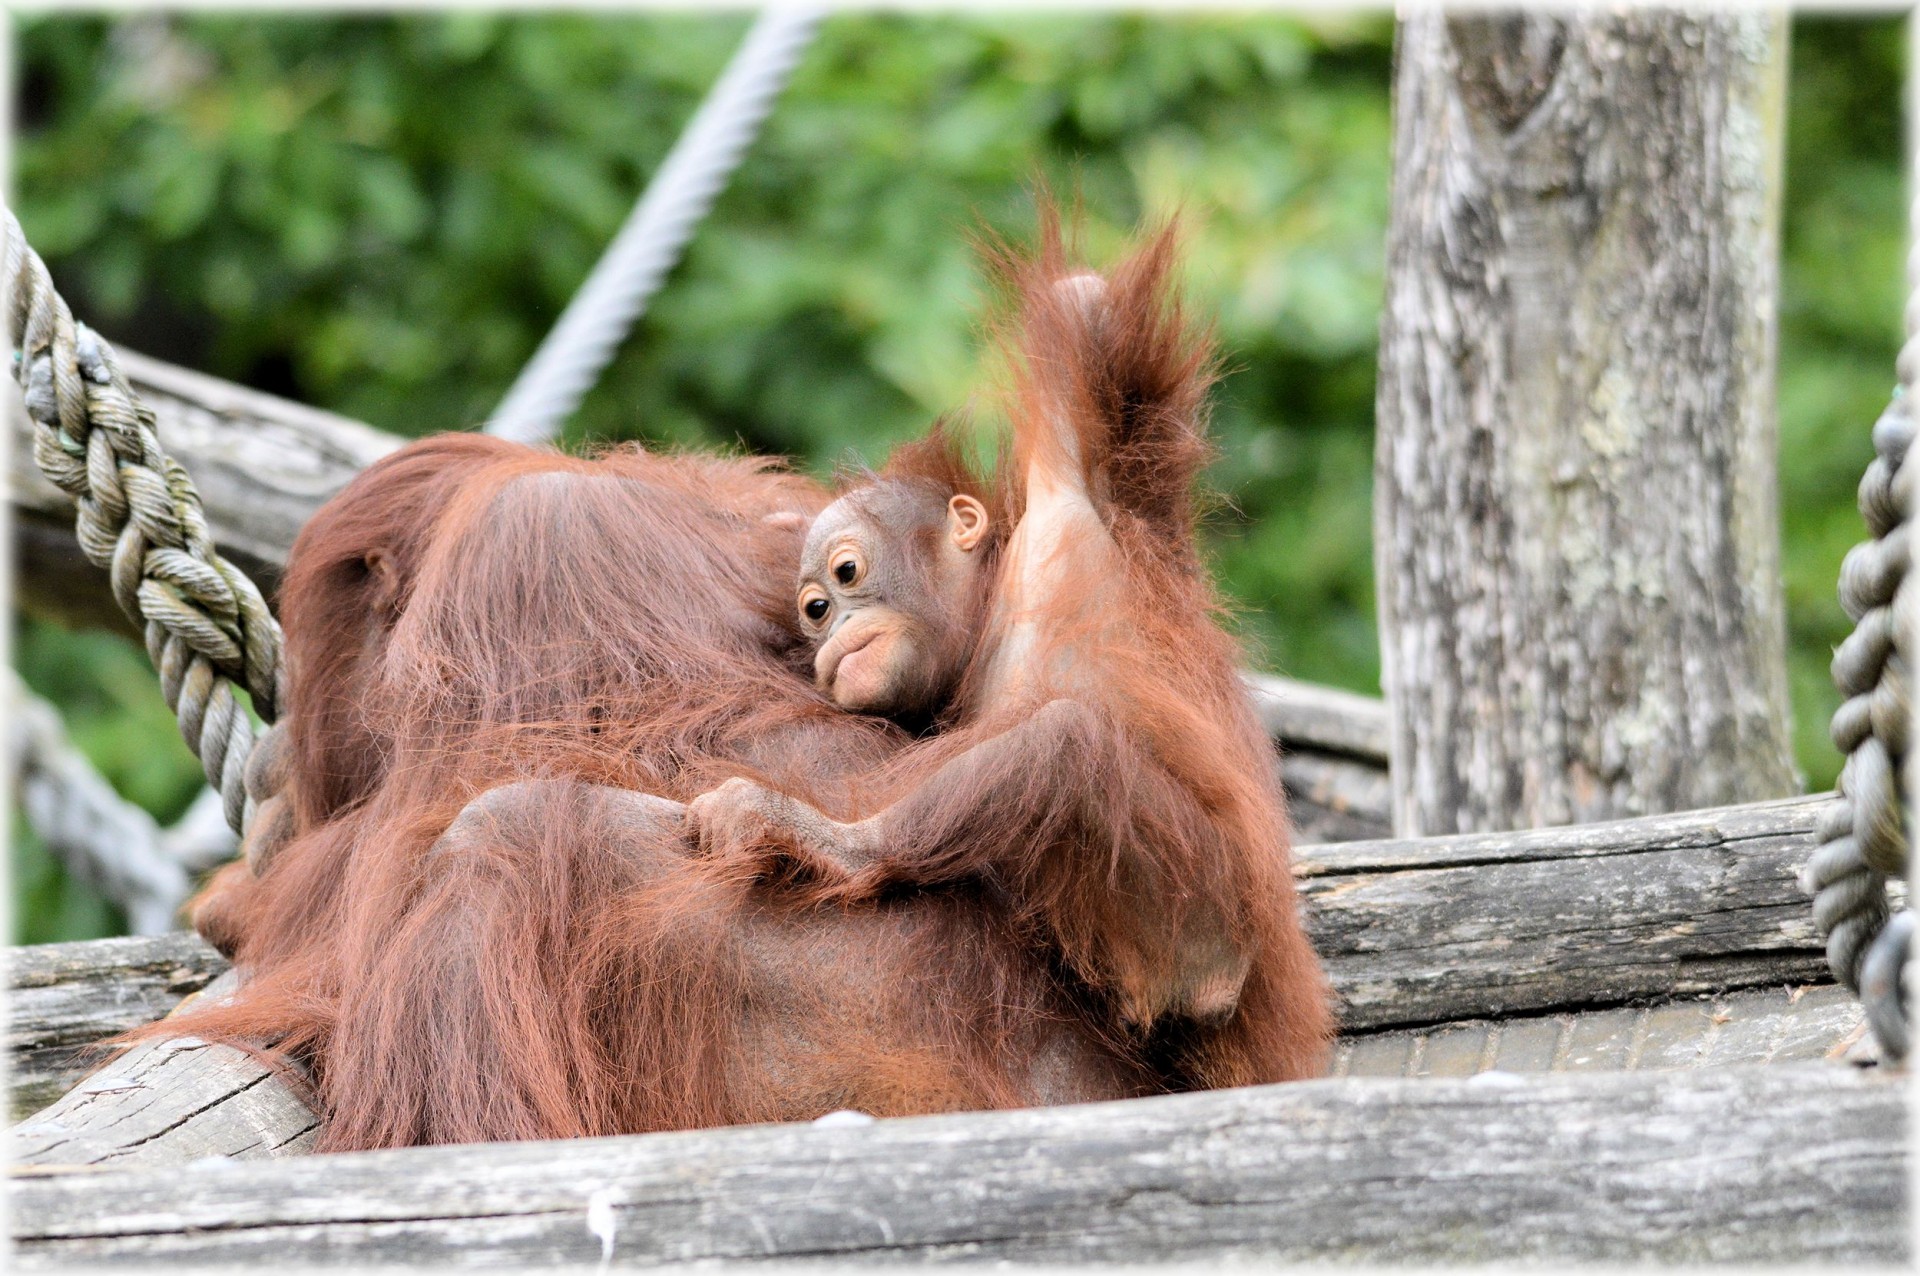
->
xmin=8 ymin=347 xmax=400 ymax=633
xmin=10 ymin=949 xmax=1868 ymax=1126
xmin=1244 ymin=670 xmax=1388 ymax=763
xmin=1281 ymin=748 xmax=1390 ymax=842
xmin=8 ymin=972 xmax=320 ymax=1170
xmin=14 ymin=955 xmax=1864 ymax=1135
xmin=1335 ymin=982 xmax=1868 ymax=1078
xmin=1305 ymin=794 xmax=1831 ymax=1030
xmin=7 ymin=794 xmax=1832 ymax=1089
xmin=8 ymin=792 xmax=1838 ymax=1166
xmin=10 ymin=1063 xmax=1903 ymax=1266
xmin=8 ymin=933 xmax=230 ymax=1121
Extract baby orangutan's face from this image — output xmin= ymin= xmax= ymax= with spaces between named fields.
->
xmin=796 ymin=482 xmax=991 ymax=719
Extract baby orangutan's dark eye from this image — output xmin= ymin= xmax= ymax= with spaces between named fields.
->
xmin=804 ymin=597 xmax=830 ymax=622
xmin=834 ymin=560 xmax=857 ymax=585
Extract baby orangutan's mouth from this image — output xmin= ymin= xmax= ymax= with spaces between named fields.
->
xmin=820 ymin=626 xmax=881 ymax=691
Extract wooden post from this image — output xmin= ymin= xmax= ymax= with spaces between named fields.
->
xmin=1374 ymin=11 xmax=1799 ymax=836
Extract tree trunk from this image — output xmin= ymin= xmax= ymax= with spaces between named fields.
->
xmin=1374 ymin=11 xmax=1798 ymax=837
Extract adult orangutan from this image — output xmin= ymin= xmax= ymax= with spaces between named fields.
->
xmin=184 ymin=430 xmax=877 ymax=955
xmin=165 ymin=220 xmax=1332 ymax=1151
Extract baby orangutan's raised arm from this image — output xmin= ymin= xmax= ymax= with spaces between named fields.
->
xmin=687 ymin=221 xmax=1332 ymax=1085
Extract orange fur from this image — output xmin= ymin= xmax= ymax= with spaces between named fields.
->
xmin=785 ymin=214 xmax=1333 ymax=1085
xmin=144 ymin=216 xmax=1329 ymax=1153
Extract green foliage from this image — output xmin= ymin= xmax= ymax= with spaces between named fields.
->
xmin=1777 ymin=18 xmax=1907 ymax=792
xmin=15 ymin=11 xmax=1394 ymax=677
xmin=6 ymin=13 xmax=1903 ymax=941
xmin=10 ymin=620 xmax=201 ymax=943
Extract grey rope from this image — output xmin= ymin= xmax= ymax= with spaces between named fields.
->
xmin=4 ymin=203 xmax=282 ymax=838
xmin=1802 ymin=192 xmax=1920 ymax=1059
xmin=7 ymin=670 xmax=236 ymax=933
xmin=486 ymin=5 xmax=824 ymax=445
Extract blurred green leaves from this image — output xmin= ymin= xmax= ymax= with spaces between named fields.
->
xmin=7 ymin=12 xmax=1904 ymax=941
xmin=15 ymin=13 xmax=1394 ymax=673
xmin=1776 ymin=18 xmax=1906 ymax=793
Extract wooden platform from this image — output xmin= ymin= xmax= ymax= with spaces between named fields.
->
xmin=6 ymin=791 xmax=1902 ymax=1263
xmin=1337 ymin=982 xmax=1866 ymax=1078
xmin=8 ymin=946 xmax=1867 ymax=1127
xmin=10 ymin=794 xmax=1841 ymax=1118
xmin=9 ymin=1064 xmax=1903 ymax=1266
xmin=9 ymin=931 xmax=225 ymax=1120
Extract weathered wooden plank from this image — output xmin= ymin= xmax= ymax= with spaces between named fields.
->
xmin=9 ymin=1064 xmax=1903 ymax=1266
xmin=1282 ymin=747 xmax=1391 ymax=843
xmin=8 ymin=793 xmax=1837 ymax=1125
xmin=1244 ymin=671 xmax=1389 ymax=763
xmin=8 ymin=971 xmax=319 ymax=1169
xmin=1333 ymin=983 xmax=1867 ymax=1079
xmin=1296 ymin=791 xmax=1820 ymax=876
xmin=9 ymin=1039 xmax=319 ymax=1170
xmin=12 ymin=978 xmax=1867 ymax=1171
xmin=1306 ymin=794 xmax=1832 ymax=1030
xmin=9 ymin=347 xmax=401 ymax=632
xmin=8 ymin=933 xmax=230 ymax=1120
xmin=10 ymin=971 xmax=1865 ymax=1174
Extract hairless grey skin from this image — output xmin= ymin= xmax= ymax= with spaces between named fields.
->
xmin=796 ymin=480 xmax=992 ymax=719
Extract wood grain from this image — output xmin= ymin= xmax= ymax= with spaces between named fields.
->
xmin=10 ymin=1063 xmax=1902 ymax=1266
xmin=8 ymin=932 xmax=230 ymax=1120
xmin=1244 ymin=671 xmax=1388 ymax=763
xmin=1374 ymin=12 xmax=1797 ymax=834
xmin=1301 ymin=793 xmax=1832 ymax=1030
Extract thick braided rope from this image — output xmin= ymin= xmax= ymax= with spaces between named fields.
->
xmin=4 ymin=204 xmax=282 ymax=837
xmin=486 ymin=5 xmax=822 ymax=444
xmin=1806 ymin=395 xmax=1911 ymax=978
xmin=1803 ymin=195 xmax=1920 ymax=1059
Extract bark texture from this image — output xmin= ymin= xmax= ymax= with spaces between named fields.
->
xmin=8 ymin=932 xmax=229 ymax=1120
xmin=8 ymin=793 xmax=1840 ymax=1167
xmin=10 ymin=1065 xmax=1904 ymax=1267
xmin=1375 ymin=11 xmax=1798 ymax=836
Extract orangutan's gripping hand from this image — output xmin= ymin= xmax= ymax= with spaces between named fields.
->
xmin=684 ymin=777 xmax=880 ymax=884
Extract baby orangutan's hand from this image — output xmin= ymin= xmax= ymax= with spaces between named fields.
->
xmin=683 ymin=777 xmax=876 ymax=884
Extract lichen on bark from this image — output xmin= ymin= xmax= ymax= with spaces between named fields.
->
xmin=1374 ymin=10 xmax=1798 ymax=836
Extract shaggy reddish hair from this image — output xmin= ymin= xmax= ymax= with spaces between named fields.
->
xmin=150 ymin=217 xmax=1330 ymax=1150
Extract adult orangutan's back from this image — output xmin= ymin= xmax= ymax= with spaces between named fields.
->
xmin=165 ymin=437 xmax=918 ymax=1122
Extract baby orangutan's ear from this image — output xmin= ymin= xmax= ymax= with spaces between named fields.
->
xmin=947 ymin=494 xmax=989 ymax=552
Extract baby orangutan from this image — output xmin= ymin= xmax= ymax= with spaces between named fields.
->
xmin=689 ymin=226 xmax=1331 ymax=1084
xmin=801 ymin=477 xmax=994 ymax=724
